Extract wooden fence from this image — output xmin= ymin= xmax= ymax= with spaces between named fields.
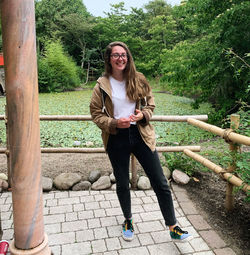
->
xmin=0 ymin=113 xmax=249 ymax=211
xmin=185 ymin=114 xmax=250 ymax=210
xmin=0 ymin=114 xmax=206 ymax=187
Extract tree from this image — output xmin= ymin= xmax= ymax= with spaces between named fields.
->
xmin=35 ymin=0 xmax=90 ymax=47
xmin=148 ymin=14 xmax=177 ymax=49
xmin=133 ymin=0 xmax=176 ymax=76
xmin=54 ymin=13 xmax=95 ymax=67
xmin=159 ymin=0 xmax=250 ymax=121
xmin=38 ymin=40 xmax=80 ymax=92
xmin=144 ymin=0 xmax=172 ymax=17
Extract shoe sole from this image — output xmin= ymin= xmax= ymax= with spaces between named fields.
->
xmin=122 ymin=232 xmax=134 ymax=242
xmin=122 ymin=236 xmax=134 ymax=241
xmin=171 ymin=235 xmax=193 ymax=242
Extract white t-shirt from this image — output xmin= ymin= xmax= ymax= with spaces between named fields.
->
xmin=110 ymin=76 xmax=136 ymax=124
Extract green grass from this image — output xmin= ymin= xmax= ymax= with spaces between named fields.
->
xmin=0 ymin=89 xmax=215 ymax=148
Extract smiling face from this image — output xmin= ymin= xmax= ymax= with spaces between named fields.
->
xmin=110 ymin=45 xmax=128 ymax=76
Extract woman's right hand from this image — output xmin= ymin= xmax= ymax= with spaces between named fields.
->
xmin=117 ymin=118 xmax=131 ymax=128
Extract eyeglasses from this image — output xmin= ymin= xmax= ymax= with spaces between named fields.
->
xmin=110 ymin=53 xmax=128 ymax=60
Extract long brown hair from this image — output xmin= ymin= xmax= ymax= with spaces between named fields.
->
xmin=104 ymin=41 xmax=150 ymax=101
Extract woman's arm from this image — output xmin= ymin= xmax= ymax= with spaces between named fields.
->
xmin=89 ymin=84 xmax=118 ymax=134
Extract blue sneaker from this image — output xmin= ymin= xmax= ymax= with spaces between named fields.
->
xmin=170 ymin=226 xmax=192 ymax=242
xmin=122 ymin=219 xmax=134 ymax=241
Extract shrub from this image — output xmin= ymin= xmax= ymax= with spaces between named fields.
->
xmin=162 ymin=152 xmax=202 ymax=177
xmin=38 ymin=40 xmax=80 ymax=92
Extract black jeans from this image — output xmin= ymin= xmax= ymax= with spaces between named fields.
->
xmin=107 ymin=124 xmax=177 ymax=226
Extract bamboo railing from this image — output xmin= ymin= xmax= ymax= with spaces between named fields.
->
xmin=0 ymin=114 xmax=205 ymax=190
xmin=183 ymin=149 xmax=249 ymax=193
xmin=187 ymin=117 xmax=250 ymax=146
xmin=186 ymin=115 xmax=250 ymax=210
xmin=0 ymin=146 xmax=201 ymax=154
xmin=0 ymin=114 xmax=208 ymax=122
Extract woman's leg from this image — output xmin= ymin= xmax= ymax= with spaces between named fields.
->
xmin=131 ymin=130 xmax=176 ymax=226
xmin=107 ymin=131 xmax=132 ymax=220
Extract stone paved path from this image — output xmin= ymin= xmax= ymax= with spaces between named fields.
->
xmin=1 ymin=184 xmax=236 ymax=255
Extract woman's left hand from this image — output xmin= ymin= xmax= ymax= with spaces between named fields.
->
xmin=129 ymin=109 xmax=144 ymax=122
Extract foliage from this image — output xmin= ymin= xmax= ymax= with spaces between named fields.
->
xmin=163 ymin=152 xmax=201 ymax=176
xmin=1 ymin=0 xmax=249 ymax=119
xmin=33 ymin=0 xmax=250 ymax=123
xmin=219 ymin=147 xmax=249 ymax=200
xmin=222 ymin=101 xmax=250 ymax=136
xmin=38 ymin=40 xmax=80 ymax=92
xmin=235 ymin=151 xmax=250 ymax=200
xmin=144 ymin=0 xmax=172 ymax=17
xmin=159 ymin=0 xmax=250 ymax=123
xmin=55 ymin=14 xmax=97 ymax=69
xmin=35 ymin=0 xmax=90 ymax=46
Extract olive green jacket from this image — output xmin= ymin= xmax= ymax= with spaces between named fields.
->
xmin=89 ymin=75 xmax=156 ymax=151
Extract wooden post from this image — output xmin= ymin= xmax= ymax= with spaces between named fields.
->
xmin=0 ymin=0 xmax=50 ymax=254
xmin=131 ymin=154 xmax=137 ymax=189
xmin=225 ymin=114 xmax=240 ymax=211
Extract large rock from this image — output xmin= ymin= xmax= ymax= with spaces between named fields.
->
xmin=172 ymin=169 xmax=190 ymax=185
xmin=89 ymin=170 xmax=101 ymax=183
xmin=92 ymin=176 xmax=111 ymax=190
xmin=162 ymin=166 xmax=171 ymax=180
xmin=111 ymin=183 xmax=116 ymax=191
xmin=111 ymin=183 xmax=131 ymax=191
xmin=42 ymin=177 xmax=53 ymax=192
xmin=137 ymin=176 xmax=151 ymax=190
xmin=72 ymin=181 xmax=91 ymax=191
xmin=110 ymin=173 xmax=116 ymax=183
xmin=0 ymin=173 xmax=8 ymax=181
xmin=53 ymin=173 xmax=81 ymax=190
xmin=0 ymin=179 xmax=8 ymax=191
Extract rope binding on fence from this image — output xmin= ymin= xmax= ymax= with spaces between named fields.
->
xmin=222 ymin=128 xmax=234 ymax=143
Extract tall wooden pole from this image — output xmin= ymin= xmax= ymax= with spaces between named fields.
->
xmin=0 ymin=0 xmax=50 ymax=254
xmin=225 ymin=114 xmax=240 ymax=211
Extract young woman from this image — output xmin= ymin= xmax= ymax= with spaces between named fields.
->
xmin=90 ymin=41 xmax=192 ymax=242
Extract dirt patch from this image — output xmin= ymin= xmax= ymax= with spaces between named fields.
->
xmin=183 ymin=171 xmax=250 ymax=255
xmin=41 ymin=153 xmax=113 ymax=180
xmin=0 ymin=153 xmax=249 ymax=254
xmin=0 ymin=153 xmax=113 ymax=181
